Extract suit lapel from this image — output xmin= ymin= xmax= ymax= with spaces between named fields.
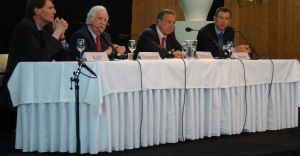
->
xmin=85 ymin=27 xmax=97 ymax=51
xmin=100 ymin=33 xmax=109 ymax=51
xmin=166 ymin=35 xmax=172 ymax=50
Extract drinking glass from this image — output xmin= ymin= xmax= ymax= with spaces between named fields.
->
xmin=226 ymin=41 xmax=233 ymax=58
xmin=182 ymin=40 xmax=189 ymax=54
xmin=185 ymin=40 xmax=197 ymax=60
xmin=128 ymin=40 xmax=136 ymax=53
xmin=77 ymin=39 xmax=86 ymax=59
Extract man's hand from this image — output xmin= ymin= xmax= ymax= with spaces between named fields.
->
xmin=52 ymin=17 xmax=68 ymax=39
xmin=234 ymin=45 xmax=250 ymax=53
xmin=173 ymin=51 xmax=186 ymax=58
xmin=113 ymin=44 xmax=126 ymax=55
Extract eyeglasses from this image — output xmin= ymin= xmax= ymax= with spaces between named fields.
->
xmin=217 ymin=16 xmax=231 ymax=21
xmin=93 ymin=16 xmax=109 ymax=26
xmin=164 ymin=20 xmax=176 ymax=26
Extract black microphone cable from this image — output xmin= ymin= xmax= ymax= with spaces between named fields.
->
xmin=236 ymin=58 xmax=248 ymax=132
xmin=136 ymin=60 xmax=144 ymax=147
xmin=268 ymin=59 xmax=275 ymax=98
xmin=136 ymin=57 xmax=187 ymax=144
xmin=177 ymin=57 xmax=187 ymax=142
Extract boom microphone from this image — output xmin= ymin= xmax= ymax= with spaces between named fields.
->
xmin=75 ymin=57 xmax=97 ymax=77
xmin=118 ymin=33 xmax=141 ymax=40
xmin=232 ymin=29 xmax=261 ymax=59
xmin=185 ymin=27 xmax=228 ymax=58
xmin=185 ymin=27 xmax=200 ymax=32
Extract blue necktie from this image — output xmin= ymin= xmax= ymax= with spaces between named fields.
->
xmin=218 ymin=32 xmax=224 ymax=48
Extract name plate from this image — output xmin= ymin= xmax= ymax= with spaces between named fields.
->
xmin=232 ymin=52 xmax=250 ymax=60
xmin=83 ymin=52 xmax=109 ymax=62
xmin=196 ymin=51 xmax=213 ymax=59
xmin=137 ymin=52 xmax=161 ymax=60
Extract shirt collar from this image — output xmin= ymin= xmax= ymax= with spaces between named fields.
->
xmin=36 ymin=23 xmax=42 ymax=31
xmin=156 ymin=25 xmax=166 ymax=39
xmin=214 ymin=25 xmax=225 ymax=35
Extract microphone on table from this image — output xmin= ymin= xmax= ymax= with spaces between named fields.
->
xmin=75 ymin=56 xmax=97 ymax=77
xmin=118 ymin=33 xmax=141 ymax=40
xmin=232 ymin=28 xmax=261 ymax=59
xmin=185 ymin=27 xmax=228 ymax=58
xmin=119 ymin=33 xmax=174 ymax=59
xmin=73 ymin=20 xmax=117 ymax=60
xmin=139 ymin=33 xmax=175 ymax=59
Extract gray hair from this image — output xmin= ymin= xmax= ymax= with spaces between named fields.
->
xmin=86 ymin=5 xmax=109 ymax=23
xmin=157 ymin=9 xmax=176 ymax=23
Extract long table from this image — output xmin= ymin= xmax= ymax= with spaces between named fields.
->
xmin=8 ymin=59 xmax=300 ymax=154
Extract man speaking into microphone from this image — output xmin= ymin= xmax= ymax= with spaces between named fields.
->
xmin=133 ymin=9 xmax=185 ymax=60
xmin=69 ymin=5 xmax=125 ymax=58
xmin=196 ymin=7 xmax=250 ymax=58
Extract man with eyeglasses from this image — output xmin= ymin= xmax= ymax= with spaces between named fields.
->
xmin=196 ymin=7 xmax=250 ymax=58
xmin=133 ymin=9 xmax=185 ymax=60
xmin=69 ymin=5 xmax=125 ymax=58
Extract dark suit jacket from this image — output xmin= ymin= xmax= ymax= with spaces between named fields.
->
xmin=6 ymin=16 xmax=70 ymax=74
xmin=69 ymin=26 xmax=111 ymax=58
xmin=133 ymin=24 xmax=182 ymax=60
xmin=1 ymin=16 xmax=70 ymax=111
xmin=196 ymin=23 xmax=234 ymax=58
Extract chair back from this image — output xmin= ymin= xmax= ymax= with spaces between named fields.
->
xmin=0 ymin=54 xmax=8 ymax=87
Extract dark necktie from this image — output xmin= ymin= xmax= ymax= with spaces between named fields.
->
xmin=39 ymin=30 xmax=44 ymax=46
xmin=218 ymin=32 xmax=224 ymax=48
xmin=96 ymin=36 xmax=101 ymax=51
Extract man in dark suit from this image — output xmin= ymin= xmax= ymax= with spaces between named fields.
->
xmin=1 ymin=0 xmax=71 ymax=110
xmin=196 ymin=7 xmax=250 ymax=58
xmin=133 ymin=9 xmax=185 ymax=60
xmin=69 ymin=5 xmax=125 ymax=59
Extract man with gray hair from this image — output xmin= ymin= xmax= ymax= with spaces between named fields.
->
xmin=70 ymin=5 xmax=125 ymax=59
xmin=133 ymin=9 xmax=185 ymax=60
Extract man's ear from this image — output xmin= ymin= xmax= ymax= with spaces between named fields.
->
xmin=213 ymin=16 xmax=216 ymax=22
xmin=157 ymin=19 xmax=162 ymax=24
xmin=34 ymin=7 xmax=40 ymax=15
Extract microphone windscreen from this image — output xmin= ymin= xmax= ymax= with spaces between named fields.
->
xmin=118 ymin=34 xmax=127 ymax=40
xmin=72 ymin=19 xmax=84 ymax=25
xmin=185 ymin=27 xmax=192 ymax=32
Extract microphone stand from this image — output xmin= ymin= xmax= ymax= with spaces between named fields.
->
xmin=70 ymin=58 xmax=97 ymax=155
xmin=70 ymin=63 xmax=83 ymax=155
xmin=235 ymin=30 xmax=261 ymax=59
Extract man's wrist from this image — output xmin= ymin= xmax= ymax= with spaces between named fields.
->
xmin=59 ymin=37 xmax=66 ymax=41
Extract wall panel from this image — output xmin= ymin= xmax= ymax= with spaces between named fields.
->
xmin=294 ymin=0 xmax=300 ymax=59
xmin=132 ymin=0 xmax=300 ymax=60
xmin=132 ymin=0 xmax=184 ymax=41
xmin=284 ymin=0 xmax=294 ymax=59
xmin=224 ymin=0 xmax=300 ymax=60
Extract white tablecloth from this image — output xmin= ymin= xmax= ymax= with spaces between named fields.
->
xmin=8 ymin=59 xmax=300 ymax=154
